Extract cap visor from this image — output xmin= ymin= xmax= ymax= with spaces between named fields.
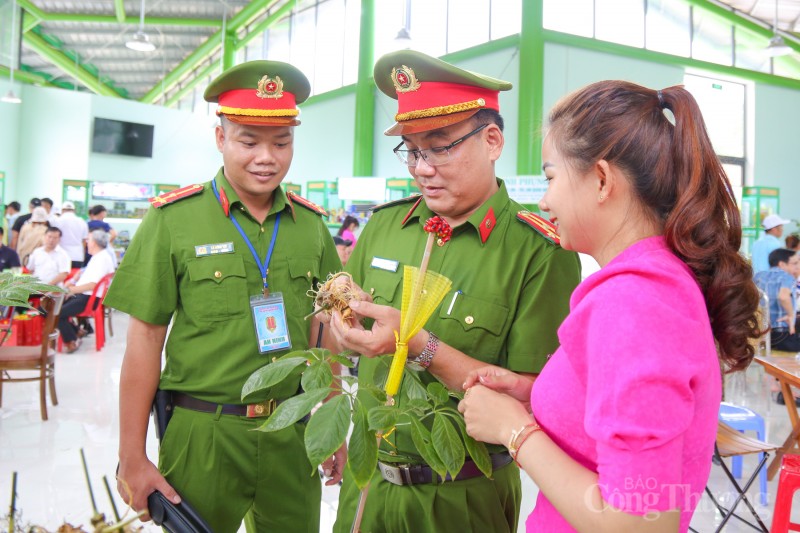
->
xmin=224 ymin=114 xmax=300 ymax=127
xmin=383 ymin=109 xmax=480 ymax=136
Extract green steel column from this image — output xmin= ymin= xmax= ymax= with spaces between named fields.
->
xmin=223 ymin=31 xmax=236 ymax=71
xmin=517 ymin=0 xmax=545 ymax=175
xmin=352 ymin=0 xmax=375 ymax=177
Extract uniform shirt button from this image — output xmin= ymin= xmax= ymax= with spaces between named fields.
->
xmin=260 ymin=227 xmax=265 ymax=233
xmin=437 ymin=238 xmax=444 ymax=247
xmin=465 ymin=315 xmax=474 ymax=325
xmin=307 ymin=271 xmax=311 ymax=278
xmin=214 ymin=271 xmax=222 ymax=278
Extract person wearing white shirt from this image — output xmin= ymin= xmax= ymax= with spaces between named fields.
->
xmin=51 ymin=201 xmax=89 ymax=268
xmin=26 ymin=227 xmax=71 ymax=286
xmin=59 ymin=230 xmax=115 ymax=353
xmin=752 ymin=214 xmax=792 ymax=274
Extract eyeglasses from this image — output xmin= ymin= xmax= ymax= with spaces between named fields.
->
xmin=393 ymin=123 xmax=488 ymax=167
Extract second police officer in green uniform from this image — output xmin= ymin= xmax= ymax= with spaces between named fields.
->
xmin=329 ymin=51 xmax=582 ymax=532
xmin=105 ymin=61 xmax=345 ymax=533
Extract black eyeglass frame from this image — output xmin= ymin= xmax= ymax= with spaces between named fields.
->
xmin=393 ymin=123 xmax=489 ymax=167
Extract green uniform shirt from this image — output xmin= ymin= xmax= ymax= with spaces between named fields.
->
xmin=346 ymin=180 xmax=581 ymax=460
xmin=104 ymin=169 xmax=341 ymax=404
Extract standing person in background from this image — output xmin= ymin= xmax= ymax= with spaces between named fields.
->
xmin=41 ymin=198 xmax=54 ymax=215
xmin=16 ymin=207 xmax=49 ymax=265
xmin=86 ymin=204 xmax=118 ymax=267
xmin=337 ymin=215 xmax=359 ymax=249
xmin=59 ymin=230 xmax=115 ymax=353
xmin=104 ymin=60 xmax=345 ymax=533
xmin=0 ymin=228 xmax=21 ymax=271
xmin=27 ymin=227 xmax=71 ymax=286
xmin=10 ymin=198 xmax=42 ymax=250
xmin=333 ymin=235 xmax=352 ymax=266
xmin=754 ymin=248 xmax=800 ymax=352
xmin=4 ymin=202 xmax=20 ymax=245
xmin=331 ymin=50 xmax=581 ymax=533
xmin=52 ymin=201 xmax=89 ymax=269
xmin=752 ymin=214 xmax=792 ymax=274
xmin=459 ymin=80 xmax=760 ymax=533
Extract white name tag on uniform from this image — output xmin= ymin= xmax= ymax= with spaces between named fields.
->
xmin=195 ymin=242 xmax=235 ymax=257
xmin=370 ymin=257 xmax=399 ymax=272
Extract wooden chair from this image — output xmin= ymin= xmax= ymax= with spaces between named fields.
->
xmin=705 ymin=421 xmax=781 ymax=532
xmin=57 ymin=272 xmax=114 ymax=352
xmin=0 ymin=293 xmax=66 ymax=420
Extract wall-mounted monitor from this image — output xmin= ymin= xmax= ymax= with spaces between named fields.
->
xmin=91 ymin=117 xmax=154 ymax=158
xmin=92 ymin=181 xmax=155 ymax=201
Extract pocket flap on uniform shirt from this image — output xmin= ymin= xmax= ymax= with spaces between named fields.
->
xmin=187 ymin=255 xmax=247 ymax=284
xmin=288 ymin=257 xmax=320 ymax=282
xmin=362 ymin=269 xmax=402 ymax=305
xmin=439 ymin=292 xmax=509 ymax=335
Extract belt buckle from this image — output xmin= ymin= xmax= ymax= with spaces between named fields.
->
xmin=246 ymin=399 xmax=276 ymax=418
xmin=378 ymin=462 xmax=410 ymax=486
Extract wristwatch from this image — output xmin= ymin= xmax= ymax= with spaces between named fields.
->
xmin=406 ymin=331 xmax=439 ymax=372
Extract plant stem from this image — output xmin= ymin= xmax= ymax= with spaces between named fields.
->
xmin=103 ymin=475 xmax=121 ymax=522
xmin=304 ymin=306 xmax=329 ymax=320
xmin=80 ymin=448 xmax=99 ymax=514
xmin=9 ymin=471 xmax=17 ymax=533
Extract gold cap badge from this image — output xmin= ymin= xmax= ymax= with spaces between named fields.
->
xmin=256 ymin=74 xmax=284 ymax=99
xmin=391 ymin=65 xmax=421 ymax=93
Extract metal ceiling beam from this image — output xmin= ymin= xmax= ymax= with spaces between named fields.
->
xmin=0 ymin=64 xmax=54 ymax=86
xmin=236 ymin=0 xmax=295 ymax=50
xmin=164 ymin=61 xmax=220 ymax=108
xmin=23 ymin=31 xmax=121 ymax=97
xmin=114 ymin=0 xmax=125 ymax=24
xmin=140 ymin=0 xmax=283 ymax=104
xmin=22 ymin=11 xmax=42 ymax=33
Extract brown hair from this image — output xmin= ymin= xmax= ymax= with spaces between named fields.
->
xmin=786 ymin=233 xmax=800 ymax=250
xmin=547 ymin=80 xmax=759 ymax=371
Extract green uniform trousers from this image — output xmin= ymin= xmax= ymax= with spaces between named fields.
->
xmin=159 ymin=407 xmax=321 ymax=533
xmin=333 ymin=461 xmax=521 ymax=533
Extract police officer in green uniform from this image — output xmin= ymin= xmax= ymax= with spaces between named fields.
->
xmin=105 ymin=61 xmax=345 ymax=533
xmin=329 ymin=51 xmax=581 ymax=532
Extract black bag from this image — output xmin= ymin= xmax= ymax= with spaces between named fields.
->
xmin=148 ymin=490 xmax=214 ymax=533
xmin=152 ymin=389 xmax=174 ymax=441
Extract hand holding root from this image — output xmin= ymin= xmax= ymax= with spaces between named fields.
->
xmin=306 ymin=272 xmax=367 ymax=324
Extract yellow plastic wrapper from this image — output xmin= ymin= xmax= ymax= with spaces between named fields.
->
xmin=385 ymin=265 xmax=452 ymax=397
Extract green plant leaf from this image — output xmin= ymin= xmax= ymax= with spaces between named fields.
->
xmin=340 ymin=375 xmax=358 ymax=388
xmin=304 ymin=395 xmax=351 ymax=470
xmin=255 ymin=388 xmax=329 ymax=433
xmin=409 ymin=417 xmax=447 ymax=479
xmin=432 ymin=413 xmax=465 ymax=478
xmin=301 ymin=361 xmax=334 ymax=391
xmin=367 ymin=405 xmax=399 ymax=432
xmin=448 ymin=412 xmax=493 ymax=479
xmin=406 ymin=399 xmax=430 ymax=414
xmin=426 ymin=382 xmax=449 ymax=406
xmin=372 ymin=358 xmax=390 ymax=389
xmin=347 ymin=402 xmax=378 ymax=490
xmin=358 ymin=384 xmax=388 ymax=404
xmin=328 ymin=352 xmax=355 ymax=368
xmin=241 ymin=357 xmax=307 ymax=402
xmin=401 ymin=371 xmax=427 ymax=401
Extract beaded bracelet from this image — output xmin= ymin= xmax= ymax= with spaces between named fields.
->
xmin=507 ymin=422 xmax=541 ymax=465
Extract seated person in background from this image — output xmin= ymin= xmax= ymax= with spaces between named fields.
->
xmin=754 ymin=248 xmax=800 ymax=352
xmin=333 ymin=235 xmax=352 ymax=266
xmin=59 ymin=230 xmax=116 ymax=353
xmin=16 ymin=206 xmax=50 ymax=265
xmin=0 ymin=227 xmax=21 ymax=271
xmin=27 ymin=227 xmax=71 ymax=286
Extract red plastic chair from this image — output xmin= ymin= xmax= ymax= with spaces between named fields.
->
xmin=57 ymin=273 xmax=114 ymax=352
xmin=771 ymin=454 xmax=800 ymax=533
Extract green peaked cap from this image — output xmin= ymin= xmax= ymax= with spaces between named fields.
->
xmin=204 ymin=60 xmax=311 ymax=104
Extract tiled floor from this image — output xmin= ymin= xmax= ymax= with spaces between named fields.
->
xmin=0 ymin=311 xmax=797 ymax=532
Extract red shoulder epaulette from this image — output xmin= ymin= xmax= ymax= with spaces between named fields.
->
xmin=149 ymin=184 xmax=204 ymax=208
xmin=372 ymin=194 xmax=422 ymax=213
xmin=517 ymin=211 xmax=560 ymax=245
xmin=287 ymin=191 xmax=328 ymax=217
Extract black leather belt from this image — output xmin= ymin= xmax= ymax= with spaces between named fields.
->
xmin=172 ymin=392 xmax=276 ymax=418
xmin=378 ymin=452 xmax=513 ymax=486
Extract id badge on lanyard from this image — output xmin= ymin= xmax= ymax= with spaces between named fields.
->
xmin=251 ymin=293 xmax=292 ymax=353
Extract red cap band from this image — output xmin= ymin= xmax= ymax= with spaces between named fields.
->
xmin=217 ymin=88 xmax=298 ymax=116
xmin=396 ymin=81 xmax=499 ymax=120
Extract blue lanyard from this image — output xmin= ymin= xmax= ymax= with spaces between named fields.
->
xmin=212 ymin=179 xmax=280 ymax=295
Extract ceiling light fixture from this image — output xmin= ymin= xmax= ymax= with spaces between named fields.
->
xmin=126 ymin=0 xmax=156 ymax=52
xmin=766 ymin=0 xmax=791 ymax=58
xmin=393 ymin=0 xmax=412 ymax=49
xmin=2 ymin=0 xmax=22 ymax=104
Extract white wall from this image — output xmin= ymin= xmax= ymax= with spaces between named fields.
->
xmin=0 ymin=78 xmax=22 ymax=205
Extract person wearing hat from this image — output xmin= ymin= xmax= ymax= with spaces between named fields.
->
xmin=51 ymin=201 xmax=89 ymax=269
xmin=104 ymin=60 xmax=344 ymax=532
xmin=16 ymin=206 xmax=50 ymax=265
xmin=10 ymin=197 xmax=42 ymax=250
xmin=751 ymin=213 xmax=792 ymax=274
xmin=329 ymin=50 xmax=581 ymax=533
